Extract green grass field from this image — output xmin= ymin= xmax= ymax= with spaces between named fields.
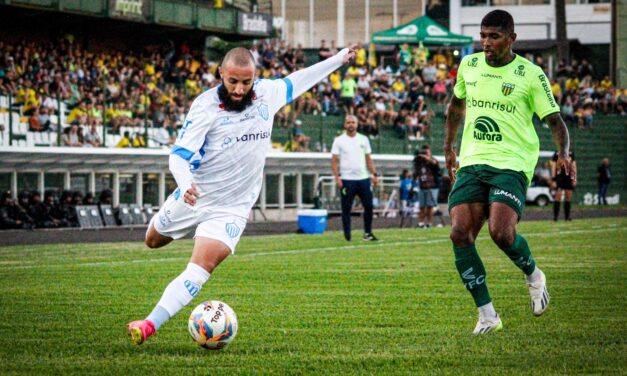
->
xmin=1 ymin=217 xmax=625 ymax=375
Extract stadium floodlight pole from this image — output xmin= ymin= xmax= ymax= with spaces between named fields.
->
xmin=309 ymin=0 xmax=314 ymax=48
xmin=8 ymin=92 xmax=13 ymax=147
xmin=337 ymin=0 xmax=345 ymax=47
xmin=281 ymin=0 xmax=286 ymax=41
xmin=143 ymin=86 xmax=149 ymax=148
xmin=365 ymin=0 xmax=370 ymax=44
xmin=393 ymin=0 xmax=398 ymax=28
xmin=102 ymin=104 xmax=106 ymax=147
xmin=56 ymin=92 xmax=61 ymax=147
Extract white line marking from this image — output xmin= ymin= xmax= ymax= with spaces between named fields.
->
xmin=0 ymin=226 xmax=623 ymax=270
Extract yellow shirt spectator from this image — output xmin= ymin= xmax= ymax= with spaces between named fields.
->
xmin=105 ymin=107 xmax=118 ymax=123
xmin=346 ymin=66 xmax=360 ymax=77
xmin=392 ymin=80 xmax=405 ymax=94
xmin=433 ymin=53 xmax=447 ymax=66
xmin=145 ymin=63 xmax=155 ymax=76
xmin=600 ymin=78 xmax=612 ymax=91
xmin=330 ymin=71 xmax=341 ymax=90
xmin=565 ymin=77 xmax=580 ymax=92
xmin=116 ymin=136 xmax=131 ymax=148
xmin=185 ymin=78 xmax=200 ymax=96
xmin=67 ymin=106 xmax=87 ymax=124
xmin=356 ymin=48 xmax=367 ymax=66
xmin=551 ymin=82 xmax=562 ymax=97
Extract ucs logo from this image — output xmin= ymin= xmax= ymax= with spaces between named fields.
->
xmin=473 ymin=116 xmax=502 ymax=142
xmin=462 ymin=267 xmax=485 ymax=289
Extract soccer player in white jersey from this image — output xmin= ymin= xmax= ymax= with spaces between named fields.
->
xmin=127 ymin=46 xmax=357 ymax=345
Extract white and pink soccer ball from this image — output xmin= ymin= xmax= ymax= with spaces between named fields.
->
xmin=188 ymin=300 xmax=238 ymax=350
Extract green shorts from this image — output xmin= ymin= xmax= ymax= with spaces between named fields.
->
xmin=448 ymin=164 xmax=528 ymax=219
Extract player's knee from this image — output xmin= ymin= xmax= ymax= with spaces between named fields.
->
xmin=450 ymin=227 xmax=473 ymax=247
xmin=145 ymin=237 xmax=162 ymax=249
xmin=490 ymin=228 xmax=515 ymax=249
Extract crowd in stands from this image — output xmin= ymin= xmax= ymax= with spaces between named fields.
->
xmin=546 ymin=58 xmax=626 ymax=129
xmin=1 ymin=36 xmax=624 ymax=152
xmin=0 ymin=189 xmax=112 ymax=229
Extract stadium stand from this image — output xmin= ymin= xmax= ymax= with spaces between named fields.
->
xmin=0 ymin=15 xmax=624 ymax=227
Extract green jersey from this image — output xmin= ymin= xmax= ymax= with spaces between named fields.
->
xmin=454 ymin=52 xmax=559 ymax=183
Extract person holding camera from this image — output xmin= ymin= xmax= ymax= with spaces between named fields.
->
xmin=414 ymin=144 xmax=441 ymax=228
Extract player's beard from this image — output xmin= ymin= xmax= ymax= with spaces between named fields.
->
xmin=218 ymin=85 xmax=255 ymax=112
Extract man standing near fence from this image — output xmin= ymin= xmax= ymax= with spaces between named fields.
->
xmin=331 ymin=115 xmax=379 ymax=242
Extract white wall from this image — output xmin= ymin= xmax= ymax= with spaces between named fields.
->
xmin=456 ymin=3 xmax=611 ymax=45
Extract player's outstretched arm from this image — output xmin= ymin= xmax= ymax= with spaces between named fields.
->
xmin=443 ymin=95 xmax=465 ymax=183
xmin=545 ymin=113 xmax=572 ymax=178
xmin=282 ymin=46 xmax=356 ymax=102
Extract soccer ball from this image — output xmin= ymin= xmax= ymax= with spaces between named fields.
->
xmin=188 ymin=300 xmax=238 ymax=350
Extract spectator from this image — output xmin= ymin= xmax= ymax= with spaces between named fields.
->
xmin=597 ymin=158 xmax=611 ymax=205
xmin=116 ymin=131 xmax=132 ymax=148
xmin=551 ymin=150 xmax=577 ymax=221
xmin=399 ymin=169 xmax=414 ymax=221
xmin=83 ymin=192 xmax=96 ymax=205
xmin=72 ymin=191 xmax=84 ymax=206
xmin=561 ymin=95 xmax=577 ymax=126
xmin=28 ymin=107 xmax=46 ymax=132
xmin=340 ymin=74 xmax=357 ymax=115
xmin=16 ymin=191 xmax=35 ymax=229
xmin=42 ymin=191 xmax=67 ymax=228
xmin=132 ymin=132 xmax=146 ymax=148
xmin=413 ymin=144 xmax=441 ymax=228
xmin=421 ymin=60 xmax=438 ymax=95
xmin=83 ymin=124 xmax=102 ymax=147
xmin=0 ymin=191 xmax=25 ymax=229
xmin=582 ymin=101 xmax=594 ymax=129
xmin=59 ymin=191 xmax=78 ymax=227
xmin=62 ymin=121 xmax=83 ymax=147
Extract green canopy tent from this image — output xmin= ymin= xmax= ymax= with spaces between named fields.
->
xmin=371 ymin=16 xmax=473 ymax=45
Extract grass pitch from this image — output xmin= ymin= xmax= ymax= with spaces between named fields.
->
xmin=0 ymin=217 xmax=625 ymax=375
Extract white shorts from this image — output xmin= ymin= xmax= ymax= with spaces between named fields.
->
xmin=152 ymin=194 xmax=248 ymax=253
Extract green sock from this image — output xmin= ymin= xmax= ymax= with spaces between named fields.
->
xmin=453 ymin=244 xmax=491 ymax=307
xmin=502 ymin=234 xmax=536 ymax=275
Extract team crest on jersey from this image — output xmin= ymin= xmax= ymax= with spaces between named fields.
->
xmin=225 ymin=222 xmax=240 ymax=238
xmin=257 ymin=103 xmax=269 ymax=121
xmin=501 ymin=82 xmax=515 ymax=96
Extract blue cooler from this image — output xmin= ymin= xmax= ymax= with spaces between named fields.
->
xmin=297 ymin=209 xmax=328 ymax=234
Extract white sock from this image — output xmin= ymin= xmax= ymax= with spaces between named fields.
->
xmin=526 ymin=266 xmax=543 ymax=284
xmin=478 ymin=302 xmax=497 ymax=320
xmin=154 ymin=263 xmax=210 ymax=320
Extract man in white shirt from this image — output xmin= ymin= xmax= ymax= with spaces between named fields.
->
xmin=331 ymin=115 xmax=379 ymax=242
xmin=128 ymin=46 xmax=357 ymax=345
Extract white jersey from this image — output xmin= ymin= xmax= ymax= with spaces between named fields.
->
xmin=331 ymin=133 xmax=372 ymax=180
xmin=170 ymin=48 xmax=349 ymax=218
xmin=171 ymin=80 xmax=286 ymax=218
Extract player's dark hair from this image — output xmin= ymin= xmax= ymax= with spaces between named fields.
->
xmin=481 ymin=10 xmax=514 ymax=34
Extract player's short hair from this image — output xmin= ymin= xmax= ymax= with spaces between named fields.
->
xmin=222 ymin=47 xmax=255 ymax=68
xmin=481 ymin=10 xmax=514 ymax=34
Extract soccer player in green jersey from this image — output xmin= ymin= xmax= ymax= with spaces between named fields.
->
xmin=444 ymin=10 xmax=573 ymax=334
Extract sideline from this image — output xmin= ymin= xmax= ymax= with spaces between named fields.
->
xmin=1 ymin=225 xmax=623 ymax=270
